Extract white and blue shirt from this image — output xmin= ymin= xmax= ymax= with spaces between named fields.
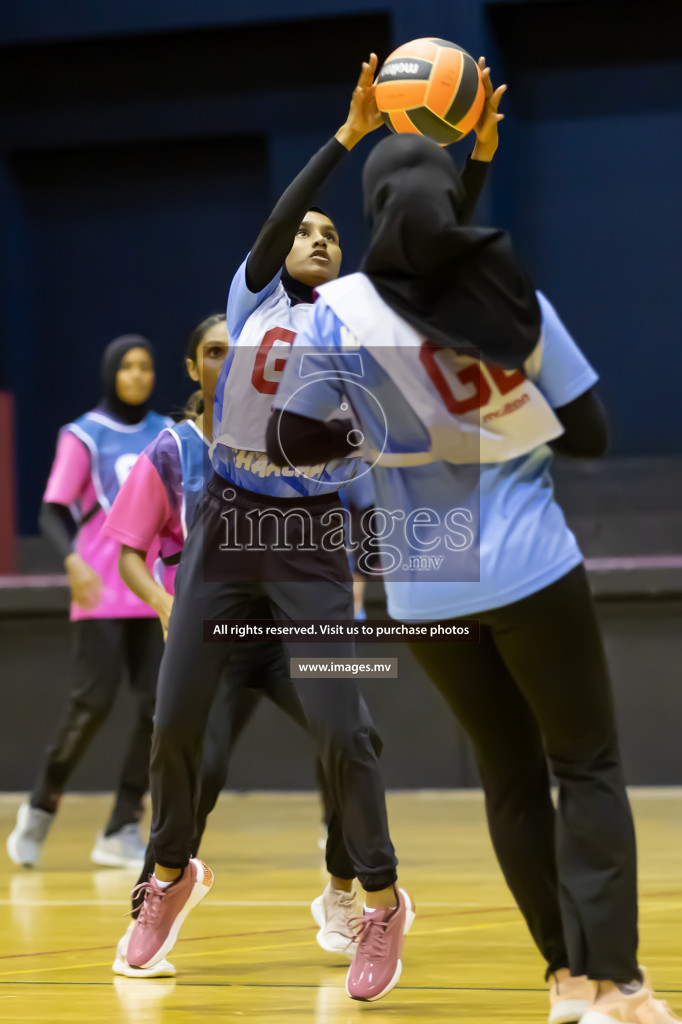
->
xmin=273 ymin=275 xmax=598 ymax=622
xmin=211 ymin=258 xmax=357 ymax=498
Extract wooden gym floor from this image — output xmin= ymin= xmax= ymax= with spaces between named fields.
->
xmin=0 ymin=791 xmax=680 ymax=1024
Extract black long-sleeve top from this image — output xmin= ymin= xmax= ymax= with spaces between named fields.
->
xmin=39 ymin=501 xmax=78 ymax=563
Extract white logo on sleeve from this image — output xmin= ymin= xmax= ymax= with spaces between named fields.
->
xmin=114 ymin=453 xmax=139 ymax=486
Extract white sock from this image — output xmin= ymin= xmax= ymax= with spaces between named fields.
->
xmin=153 ymin=875 xmax=172 ymax=888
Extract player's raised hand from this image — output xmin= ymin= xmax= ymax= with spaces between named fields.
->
xmin=336 ymin=53 xmax=383 ymax=150
xmin=472 ymin=56 xmax=507 ymax=162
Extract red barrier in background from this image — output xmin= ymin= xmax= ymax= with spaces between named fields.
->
xmin=0 ymin=392 xmax=17 ymax=574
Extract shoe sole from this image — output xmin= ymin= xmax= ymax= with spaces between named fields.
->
xmin=549 ymin=1001 xmax=592 ymax=1024
xmin=135 ymin=859 xmax=214 ymax=969
xmin=90 ymin=848 xmax=144 ymax=869
xmin=346 ymin=888 xmax=415 ymax=1002
xmin=112 ymin=956 xmax=176 ymax=978
xmin=347 ymin=958 xmax=403 ymax=1002
xmin=581 ymin=1015 xmax=638 ymax=1024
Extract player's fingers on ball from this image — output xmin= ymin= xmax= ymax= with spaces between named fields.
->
xmin=491 ymin=84 xmax=507 ymax=108
xmin=481 ymin=67 xmax=493 ymax=96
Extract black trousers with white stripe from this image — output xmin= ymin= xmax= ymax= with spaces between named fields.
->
xmin=408 ymin=563 xmax=639 ymax=983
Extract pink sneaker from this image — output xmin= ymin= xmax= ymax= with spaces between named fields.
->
xmin=346 ymin=887 xmax=415 ymax=1002
xmin=126 ymin=858 xmax=213 ymax=970
xmin=549 ymin=971 xmax=595 ymax=1023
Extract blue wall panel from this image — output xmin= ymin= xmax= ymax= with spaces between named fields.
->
xmin=1 ymin=0 xmax=680 ymax=530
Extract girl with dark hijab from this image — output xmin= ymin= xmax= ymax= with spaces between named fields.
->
xmin=361 ymin=133 xmax=541 ymax=368
xmin=7 ymin=336 xmax=171 ymax=871
xmin=267 ymin=134 xmax=677 ymax=1024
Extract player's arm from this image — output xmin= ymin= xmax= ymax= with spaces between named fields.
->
xmin=40 ymin=431 xmax=103 ymax=609
xmin=245 ymin=53 xmax=382 ymax=293
xmin=105 ymin=445 xmax=174 ymax=632
xmin=551 ymin=389 xmax=609 ymax=458
xmin=38 ymin=502 xmax=102 ymax=609
xmin=39 ymin=501 xmax=77 ymax=564
xmin=118 ymin=545 xmax=173 ymax=638
xmin=531 ymin=292 xmax=608 ymax=458
xmin=458 ymin=58 xmax=506 ymax=224
xmin=266 ymin=411 xmax=353 ymax=466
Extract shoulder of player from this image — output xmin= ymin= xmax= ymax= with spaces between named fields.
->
xmin=143 ymin=424 xmax=184 ymax=466
xmin=316 ymin=272 xmax=373 ymax=303
xmin=523 ymin=291 xmax=559 ymax=378
xmin=67 ymin=409 xmax=169 ymax=434
xmin=63 ymin=408 xmax=99 ymax=432
xmin=148 ymin=411 xmax=174 ymax=430
xmin=236 ymin=279 xmax=294 ymax=336
xmin=315 ymin=273 xmax=383 ymax=338
xmin=533 ymin=290 xmax=580 ymax=359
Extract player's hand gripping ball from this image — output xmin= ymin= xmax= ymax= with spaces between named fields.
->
xmin=376 ymin=38 xmax=485 ymax=146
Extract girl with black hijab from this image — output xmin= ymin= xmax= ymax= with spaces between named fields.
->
xmin=267 ymin=134 xmax=679 ymax=1024
xmin=7 ymin=336 xmax=171 ymax=871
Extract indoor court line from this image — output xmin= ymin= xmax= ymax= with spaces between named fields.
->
xmin=1 ymin=793 xmax=678 ymax=1020
xmin=0 ymin=917 xmax=522 ymax=978
xmin=1 ymin=981 xmax=681 ymax=995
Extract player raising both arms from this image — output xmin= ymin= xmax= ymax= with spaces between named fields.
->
xmin=123 ymin=56 xmax=404 ymax=1003
xmin=266 ymin=133 xmax=680 ymax=1024
xmin=123 ymin=55 xmax=506 ymax=1001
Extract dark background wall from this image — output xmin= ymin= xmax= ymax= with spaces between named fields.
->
xmin=1 ymin=1 xmax=680 ymax=791
xmin=1 ymin=0 xmax=681 ymax=532
xmin=2 ymin=592 xmax=681 ymax=791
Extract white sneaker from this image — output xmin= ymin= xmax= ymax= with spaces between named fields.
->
xmin=581 ymin=969 xmax=681 ymax=1024
xmin=549 ymin=972 xmax=595 ymax=1023
xmin=311 ymin=883 xmax=357 ymax=961
xmin=6 ymin=803 xmax=54 ymax=867
xmin=112 ymin=923 xmax=176 ymax=978
xmin=91 ymin=824 xmax=147 ymax=869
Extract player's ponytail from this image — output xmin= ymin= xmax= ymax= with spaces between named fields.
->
xmin=181 ymin=389 xmax=204 ymax=421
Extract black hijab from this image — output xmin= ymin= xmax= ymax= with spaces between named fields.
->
xmin=361 ymin=135 xmax=540 ymax=369
xmin=281 ymin=264 xmax=315 ymax=306
xmin=99 ymin=334 xmax=154 ymax=425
